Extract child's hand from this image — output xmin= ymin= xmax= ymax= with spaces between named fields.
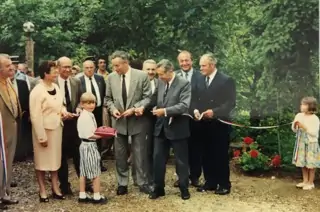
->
xmin=296 ymin=121 xmax=306 ymax=130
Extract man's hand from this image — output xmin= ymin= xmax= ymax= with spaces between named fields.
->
xmin=40 ymin=140 xmax=48 ymax=147
xmin=122 ymin=108 xmax=135 ymax=117
xmin=194 ymin=111 xmax=201 ymax=120
xmin=62 ymin=112 xmax=72 ymax=120
xmin=134 ymin=107 xmax=144 ymax=116
xmin=203 ymin=109 xmax=214 ymax=119
xmin=112 ymin=109 xmax=122 ymax=119
xmin=152 ymin=108 xmax=165 ymax=117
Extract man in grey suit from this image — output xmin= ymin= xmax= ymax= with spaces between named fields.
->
xmin=149 ymin=59 xmax=191 ymax=200
xmin=105 ymin=51 xmax=152 ymax=195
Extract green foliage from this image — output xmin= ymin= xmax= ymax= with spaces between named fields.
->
xmin=239 ymin=143 xmax=270 ymax=172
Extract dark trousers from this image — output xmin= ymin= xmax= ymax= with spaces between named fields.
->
xmin=153 ymin=134 xmax=189 ymax=190
xmin=188 ymin=120 xmax=202 ymax=181
xmin=146 ymin=115 xmax=156 ymax=184
xmin=58 ymin=119 xmax=81 ymax=190
xmin=200 ymin=121 xmax=231 ymax=189
xmin=93 ymin=106 xmax=104 ymax=167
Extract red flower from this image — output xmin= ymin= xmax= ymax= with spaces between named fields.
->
xmin=233 ymin=150 xmax=241 ymax=158
xmin=250 ymin=150 xmax=259 ymax=158
xmin=271 ymin=155 xmax=281 ymax=167
xmin=243 ymin=137 xmax=254 ymax=145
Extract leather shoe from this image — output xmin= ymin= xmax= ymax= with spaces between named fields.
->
xmin=180 ymin=189 xmax=190 ymax=200
xmin=0 ymin=202 xmax=8 ymax=210
xmin=139 ymin=185 xmax=151 ymax=194
xmin=215 ymin=187 xmax=230 ymax=195
xmin=10 ymin=182 xmax=17 ymax=187
xmin=60 ymin=185 xmax=73 ymax=195
xmin=190 ymin=179 xmax=200 ymax=187
xmin=148 ymin=188 xmax=165 ymax=199
xmin=196 ymin=184 xmax=217 ymax=192
xmin=2 ymin=198 xmax=19 ymax=205
xmin=173 ymin=180 xmax=179 ymax=187
xmin=116 ymin=186 xmax=128 ymax=195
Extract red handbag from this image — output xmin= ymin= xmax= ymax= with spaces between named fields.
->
xmin=95 ymin=126 xmax=117 ymax=138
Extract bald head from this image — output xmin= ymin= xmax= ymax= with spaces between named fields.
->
xmin=83 ymin=60 xmax=95 ymax=77
xmin=57 ymin=56 xmax=72 ymax=79
xmin=177 ymin=50 xmax=193 ymax=72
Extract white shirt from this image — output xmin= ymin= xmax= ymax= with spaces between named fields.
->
xmin=58 ymin=76 xmax=71 ymax=105
xmin=292 ymin=113 xmax=320 ymax=143
xmin=150 ymin=79 xmax=156 ymax=94
xmin=84 ymin=75 xmax=102 ymax=107
xmin=206 ymin=68 xmax=218 ymax=86
xmin=180 ymin=68 xmax=193 ymax=83
xmin=77 ymin=109 xmax=97 ymax=140
xmin=120 ymin=67 xmax=132 ymax=95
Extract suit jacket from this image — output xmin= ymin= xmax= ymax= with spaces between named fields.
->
xmin=176 ymin=69 xmax=202 ymax=114
xmin=16 ymin=79 xmax=29 ymax=119
xmin=28 ymin=76 xmax=37 ymax=91
xmin=153 ymin=74 xmax=191 ymax=140
xmin=105 ymin=68 xmax=152 ymax=135
xmin=55 ymin=77 xmax=81 ymax=113
xmin=145 ymin=78 xmax=159 ymax=117
xmin=0 ymin=79 xmax=22 ymax=144
xmin=30 ymin=82 xmax=64 ymax=142
xmin=191 ymin=71 xmax=236 ymax=121
xmin=79 ymin=74 xmax=106 ymax=108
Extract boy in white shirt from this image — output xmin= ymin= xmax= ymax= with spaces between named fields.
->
xmin=77 ymin=92 xmax=107 ymax=204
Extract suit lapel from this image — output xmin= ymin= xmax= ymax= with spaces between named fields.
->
xmin=158 ymin=81 xmax=165 ymax=107
xmin=80 ymin=77 xmax=86 ymax=92
xmin=0 ymin=86 xmax=14 ymax=116
xmin=207 ymin=71 xmax=222 ymax=91
xmin=116 ymin=74 xmax=124 ymax=110
xmin=163 ymin=76 xmax=178 ymax=106
xmin=126 ymin=69 xmax=138 ymax=108
xmin=70 ymin=78 xmax=77 ymax=110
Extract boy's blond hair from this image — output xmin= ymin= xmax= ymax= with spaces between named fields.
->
xmin=80 ymin=92 xmax=96 ymax=103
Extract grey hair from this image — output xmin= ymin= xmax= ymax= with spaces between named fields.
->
xmin=143 ymin=59 xmax=156 ymax=66
xmin=201 ymin=53 xmax=217 ymax=65
xmin=57 ymin=56 xmax=71 ymax=66
xmin=0 ymin=54 xmax=10 ymax=69
xmin=156 ymin=59 xmax=174 ymax=73
xmin=110 ymin=50 xmax=130 ymax=61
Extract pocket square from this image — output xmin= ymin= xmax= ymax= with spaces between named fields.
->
xmin=95 ymin=126 xmax=117 ymax=138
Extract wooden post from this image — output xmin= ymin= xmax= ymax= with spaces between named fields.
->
xmin=25 ymin=33 xmax=34 ymax=72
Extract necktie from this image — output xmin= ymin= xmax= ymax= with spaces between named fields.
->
xmin=64 ymin=80 xmax=71 ymax=111
xmin=122 ymin=74 xmax=127 ymax=108
xmin=206 ymin=76 xmax=210 ymax=88
xmin=89 ymin=77 xmax=97 ymax=99
xmin=185 ymin=72 xmax=188 ymax=80
xmin=164 ymin=82 xmax=169 ymax=98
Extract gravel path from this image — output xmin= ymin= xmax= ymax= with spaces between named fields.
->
xmin=8 ymin=160 xmax=320 ymax=212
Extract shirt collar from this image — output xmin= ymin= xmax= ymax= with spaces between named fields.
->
xmin=85 ymin=74 xmax=95 ymax=80
xmin=123 ymin=66 xmax=132 ymax=78
xmin=168 ymin=72 xmax=175 ymax=86
xmin=208 ymin=68 xmax=217 ymax=79
xmin=58 ymin=75 xmax=69 ymax=83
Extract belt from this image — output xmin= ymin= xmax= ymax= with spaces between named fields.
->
xmin=81 ymin=139 xmax=96 ymax=142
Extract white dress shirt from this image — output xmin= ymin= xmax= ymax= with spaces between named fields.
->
xmin=58 ymin=76 xmax=71 ymax=105
xmin=77 ymin=109 xmax=97 ymax=141
xmin=120 ymin=67 xmax=132 ymax=96
xmin=150 ymin=79 xmax=156 ymax=94
xmin=206 ymin=68 xmax=218 ymax=86
xmin=180 ymin=68 xmax=193 ymax=83
xmin=84 ymin=75 xmax=102 ymax=107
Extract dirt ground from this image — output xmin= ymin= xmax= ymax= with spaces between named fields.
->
xmin=7 ymin=160 xmax=320 ymax=212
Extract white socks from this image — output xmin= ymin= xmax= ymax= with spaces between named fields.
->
xmin=79 ymin=192 xmax=102 ymax=200
xmin=79 ymin=192 xmax=86 ymax=199
xmin=93 ymin=192 xmax=101 ymax=200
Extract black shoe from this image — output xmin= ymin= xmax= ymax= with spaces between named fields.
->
xmin=0 ymin=202 xmax=8 ymax=210
xmin=39 ymin=194 xmax=49 ymax=203
xmin=10 ymin=182 xmax=17 ymax=187
xmin=180 ymin=189 xmax=190 ymax=200
xmin=116 ymin=186 xmax=128 ymax=195
xmin=101 ymin=165 xmax=107 ymax=172
xmin=60 ymin=185 xmax=73 ymax=196
xmin=215 ymin=187 xmax=230 ymax=195
xmin=196 ymin=184 xmax=217 ymax=192
xmin=78 ymin=196 xmax=93 ymax=203
xmin=92 ymin=196 xmax=108 ymax=204
xmin=52 ymin=190 xmax=66 ymax=200
xmin=148 ymin=188 xmax=165 ymax=199
xmin=139 ymin=184 xmax=151 ymax=194
xmin=190 ymin=179 xmax=200 ymax=187
xmin=2 ymin=198 xmax=19 ymax=205
xmin=173 ymin=180 xmax=179 ymax=187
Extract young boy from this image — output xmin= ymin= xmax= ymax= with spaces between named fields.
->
xmin=77 ymin=92 xmax=107 ymax=204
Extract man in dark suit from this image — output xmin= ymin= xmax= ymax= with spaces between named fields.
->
xmin=140 ymin=59 xmax=158 ymax=185
xmin=56 ymin=57 xmax=83 ymax=195
xmin=79 ymin=60 xmax=107 ymax=172
xmin=149 ymin=59 xmax=191 ymax=200
xmin=174 ymin=51 xmax=202 ymax=188
xmin=192 ymin=53 xmax=236 ymax=195
xmin=10 ymin=72 xmax=31 ymax=161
